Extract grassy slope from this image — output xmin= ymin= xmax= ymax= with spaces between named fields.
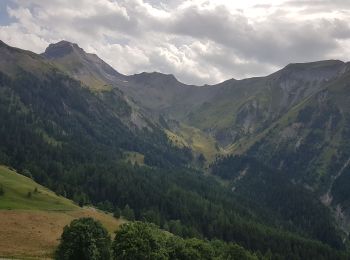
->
xmin=166 ymin=124 xmax=221 ymax=163
xmin=0 ymin=165 xmax=124 ymax=259
xmin=0 ymin=165 xmax=76 ymax=210
xmin=123 ymin=151 xmax=145 ymax=166
xmin=49 ymin=55 xmax=113 ymax=92
xmin=184 ymin=78 xmax=263 ymax=132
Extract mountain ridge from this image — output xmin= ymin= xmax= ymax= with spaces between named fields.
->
xmin=41 ymin=40 xmax=350 ymax=87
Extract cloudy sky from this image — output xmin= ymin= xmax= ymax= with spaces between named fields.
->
xmin=0 ymin=0 xmax=350 ymax=84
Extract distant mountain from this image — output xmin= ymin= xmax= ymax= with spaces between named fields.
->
xmin=41 ymin=41 xmax=221 ymax=159
xmin=0 ymin=40 xmax=191 ymax=177
xmin=182 ymin=60 xmax=347 ymax=146
xmin=42 ymin=40 xmax=155 ymax=130
xmin=123 ymin=72 xmax=215 ymax=117
xmin=42 ymin=40 xmax=125 ymax=91
xmin=244 ymin=65 xmax=350 ymax=233
xmin=43 ymin=42 xmax=214 ymax=121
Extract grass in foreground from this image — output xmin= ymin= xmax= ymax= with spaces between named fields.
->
xmin=0 ymin=165 xmax=76 ymax=210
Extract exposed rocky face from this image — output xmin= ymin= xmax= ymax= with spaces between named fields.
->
xmin=43 ymin=40 xmax=125 ymax=88
xmin=43 ymin=40 xmax=82 ymax=59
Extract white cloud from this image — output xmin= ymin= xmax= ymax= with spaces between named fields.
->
xmin=1 ymin=0 xmax=350 ymax=84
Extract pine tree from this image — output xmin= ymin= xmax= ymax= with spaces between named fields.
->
xmin=0 ymin=184 xmax=4 ymax=196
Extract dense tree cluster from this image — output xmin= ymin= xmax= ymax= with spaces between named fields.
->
xmin=57 ymin=219 xmax=349 ymax=260
xmin=246 ymin=102 xmax=349 ymax=194
xmin=56 ymin=219 xmax=260 ymax=260
xmin=112 ymin=222 xmax=258 ymax=260
xmin=211 ymin=155 xmax=343 ymax=248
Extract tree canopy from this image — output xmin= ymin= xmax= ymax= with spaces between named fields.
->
xmin=55 ymin=217 xmax=111 ymax=260
xmin=112 ymin=221 xmax=258 ymax=260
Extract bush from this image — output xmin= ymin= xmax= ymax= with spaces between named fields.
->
xmin=55 ymin=217 xmax=111 ymax=260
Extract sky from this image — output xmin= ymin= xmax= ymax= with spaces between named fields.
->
xmin=0 ymin=0 xmax=350 ymax=85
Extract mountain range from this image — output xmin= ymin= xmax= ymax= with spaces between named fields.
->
xmin=1 ymin=39 xmax=350 ymax=258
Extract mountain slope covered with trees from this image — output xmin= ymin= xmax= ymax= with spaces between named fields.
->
xmin=1 ymin=40 xmax=350 ymax=258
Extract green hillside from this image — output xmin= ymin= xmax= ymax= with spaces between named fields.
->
xmin=0 ymin=165 xmax=77 ymax=210
xmin=184 ymin=61 xmax=346 ymax=147
xmin=166 ymin=123 xmax=221 ymax=163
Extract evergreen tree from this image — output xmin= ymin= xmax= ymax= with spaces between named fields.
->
xmin=112 ymin=222 xmax=168 ymax=260
xmin=122 ymin=205 xmax=135 ymax=221
xmin=113 ymin=207 xmax=121 ymax=219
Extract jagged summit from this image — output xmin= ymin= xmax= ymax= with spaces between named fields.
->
xmin=41 ymin=40 xmax=125 ymax=90
xmin=43 ymin=40 xmax=85 ymax=59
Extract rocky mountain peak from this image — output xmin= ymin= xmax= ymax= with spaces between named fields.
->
xmin=43 ymin=40 xmax=85 ymax=59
